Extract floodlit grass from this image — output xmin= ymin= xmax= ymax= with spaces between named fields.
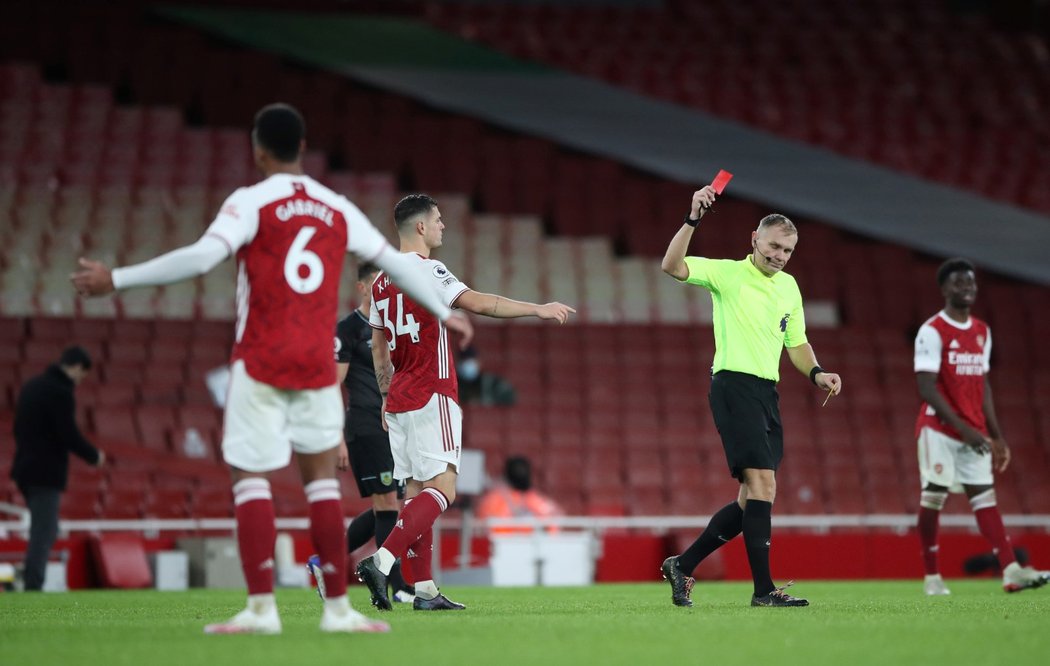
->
xmin=2 ymin=581 xmax=1048 ymax=666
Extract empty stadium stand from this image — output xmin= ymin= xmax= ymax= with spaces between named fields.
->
xmin=2 ymin=0 xmax=1050 ymax=526
xmin=422 ymin=0 xmax=1050 ymax=215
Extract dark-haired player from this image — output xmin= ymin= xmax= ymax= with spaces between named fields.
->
xmin=355 ymin=194 xmax=574 ymax=611
xmin=72 ymin=104 xmax=472 ymax=634
xmin=915 ymin=258 xmax=1048 ymax=595
xmin=308 ymin=262 xmax=414 ymax=603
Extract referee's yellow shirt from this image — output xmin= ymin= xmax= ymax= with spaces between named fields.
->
xmin=683 ymin=255 xmax=807 ymax=382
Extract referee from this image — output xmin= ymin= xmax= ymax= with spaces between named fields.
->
xmin=658 ymin=186 xmax=842 ymax=608
xmin=309 ymin=263 xmax=412 ymax=602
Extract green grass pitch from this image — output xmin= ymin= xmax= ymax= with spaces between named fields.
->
xmin=2 ymin=581 xmax=1048 ymax=666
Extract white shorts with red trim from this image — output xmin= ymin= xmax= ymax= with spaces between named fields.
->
xmin=386 ymin=393 xmax=462 ymax=483
xmin=222 ymin=360 xmax=344 ymax=472
xmin=917 ymin=426 xmax=993 ymax=492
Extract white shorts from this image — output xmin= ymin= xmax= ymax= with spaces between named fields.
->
xmin=386 ymin=393 xmax=462 ymax=483
xmin=222 ymin=360 xmax=344 ymax=473
xmin=917 ymin=426 xmax=993 ymax=492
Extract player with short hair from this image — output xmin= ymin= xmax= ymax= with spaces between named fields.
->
xmin=659 ymin=188 xmax=842 ymax=608
xmin=71 ymin=103 xmax=472 ymax=634
xmin=308 ymin=262 xmax=413 ymax=603
xmin=355 ymin=194 xmax=575 ymax=611
xmin=915 ymin=258 xmax=1048 ymax=595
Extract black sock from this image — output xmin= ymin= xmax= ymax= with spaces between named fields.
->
xmin=743 ymin=499 xmax=774 ymax=597
xmin=346 ymin=508 xmax=375 ymax=553
xmin=677 ymin=501 xmax=744 ymax=574
xmin=374 ymin=510 xmax=408 ymax=592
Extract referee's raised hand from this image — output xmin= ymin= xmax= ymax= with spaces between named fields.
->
xmin=690 ymin=185 xmax=718 ymax=220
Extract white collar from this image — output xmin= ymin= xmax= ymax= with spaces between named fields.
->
xmin=937 ymin=311 xmax=972 ymax=330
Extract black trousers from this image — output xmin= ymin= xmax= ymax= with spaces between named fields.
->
xmin=19 ymin=485 xmax=61 ymax=591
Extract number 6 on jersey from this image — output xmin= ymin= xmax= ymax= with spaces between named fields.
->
xmin=374 ymin=294 xmax=421 ymax=350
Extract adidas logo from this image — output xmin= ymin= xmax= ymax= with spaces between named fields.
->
xmin=949 ymin=339 xmax=961 ymax=349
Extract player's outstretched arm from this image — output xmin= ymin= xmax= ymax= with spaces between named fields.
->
xmin=455 ymin=290 xmax=575 ymax=324
xmin=71 ymin=236 xmax=230 ymax=296
xmin=661 ymin=186 xmax=717 ymax=281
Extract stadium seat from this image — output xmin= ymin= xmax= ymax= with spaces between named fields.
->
xmin=90 ymin=533 xmax=153 ymax=589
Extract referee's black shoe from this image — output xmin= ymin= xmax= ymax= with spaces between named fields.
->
xmin=661 ymin=557 xmax=695 ymax=607
xmin=751 ymin=581 xmax=809 ymax=607
xmin=355 ymin=557 xmax=392 ymax=611
xmin=413 ymin=593 xmax=466 ymax=611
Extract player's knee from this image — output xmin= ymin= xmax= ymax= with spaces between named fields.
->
xmin=743 ymin=471 xmax=775 ymax=501
xmin=373 ymin=492 xmax=400 ymax=511
xmin=920 ymin=486 xmax=949 ymax=511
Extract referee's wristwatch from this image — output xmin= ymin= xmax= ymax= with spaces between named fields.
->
xmin=684 ymin=213 xmax=701 ymax=228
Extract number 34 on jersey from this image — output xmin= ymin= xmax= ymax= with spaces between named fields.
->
xmin=374 ymin=292 xmax=421 ymax=349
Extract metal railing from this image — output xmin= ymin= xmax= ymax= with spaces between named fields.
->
xmin=1 ymin=513 xmax=1049 ymax=538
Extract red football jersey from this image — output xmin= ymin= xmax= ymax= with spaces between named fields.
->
xmin=369 ymin=254 xmax=469 ymax=413
xmin=205 ymin=174 xmax=389 ymax=390
xmin=914 ymin=311 xmax=992 ymax=439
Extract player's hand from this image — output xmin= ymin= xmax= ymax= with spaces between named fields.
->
xmin=71 ymin=258 xmax=116 ymax=296
xmin=336 ymin=440 xmax=350 ymax=471
xmin=537 ymin=302 xmax=576 ymax=324
xmin=990 ymin=437 xmax=1011 ymax=472
xmin=690 ymin=186 xmax=717 ymax=220
xmin=380 ymin=397 xmax=389 ymax=432
xmin=960 ymin=426 xmax=991 ymax=455
xmin=815 ymin=372 xmax=842 ymax=395
xmin=444 ymin=311 xmax=474 ymax=349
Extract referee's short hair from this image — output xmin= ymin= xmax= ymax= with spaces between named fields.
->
xmin=937 ymin=258 xmax=975 ymax=286
xmin=252 ymin=103 xmax=305 ymax=163
xmin=394 ymin=194 xmax=438 ymax=233
xmin=59 ymin=346 xmax=92 ymax=370
xmin=758 ymin=213 xmax=797 ymax=234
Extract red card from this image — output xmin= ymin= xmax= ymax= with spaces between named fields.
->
xmin=711 ymin=169 xmax=733 ymax=194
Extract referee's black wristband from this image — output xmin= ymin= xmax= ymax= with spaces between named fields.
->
xmin=684 ymin=213 xmax=701 ymax=228
xmin=809 ymin=366 xmax=825 ymax=385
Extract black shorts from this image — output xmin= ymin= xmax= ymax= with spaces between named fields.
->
xmin=347 ymin=433 xmax=403 ymax=499
xmin=708 ymin=370 xmax=783 ymax=481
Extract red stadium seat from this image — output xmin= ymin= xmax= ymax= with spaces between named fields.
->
xmin=90 ymin=534 xmax=153 ymax=589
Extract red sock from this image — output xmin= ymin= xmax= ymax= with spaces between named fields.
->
xmin=306 ymin=479 xmax=348 ymax=599
xmin=971 ymin=490 xmax=1015 ymax=570
xmin=918 ymin=490 xmax=947 ymax=576
xmin=381 ymin=488 xmax=448 ymax=560
xmin=408 ymin=527 xmax=434 ymax=583
xmin=918 ymin=507 xmax=941 ymax=575
xmin=233 ymin=478 xmax=276 ymax=595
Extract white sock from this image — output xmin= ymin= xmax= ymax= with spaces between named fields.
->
xmin=375 ymin=547 xmax=396 ymax=575
xmin=324 ymin=595 xmax=350 ymax=615
xmin=414 ymin=580 xmax=439 ymax=600
xmin=248 ymin=593 xmax=276 ymax=614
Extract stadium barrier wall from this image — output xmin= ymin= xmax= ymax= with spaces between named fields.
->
xmin=1 ymin=515 xmax=1047 ymax=588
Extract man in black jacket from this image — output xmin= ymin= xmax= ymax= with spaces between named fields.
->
xmin=11 ymin=346 xmax=104 ymax=590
